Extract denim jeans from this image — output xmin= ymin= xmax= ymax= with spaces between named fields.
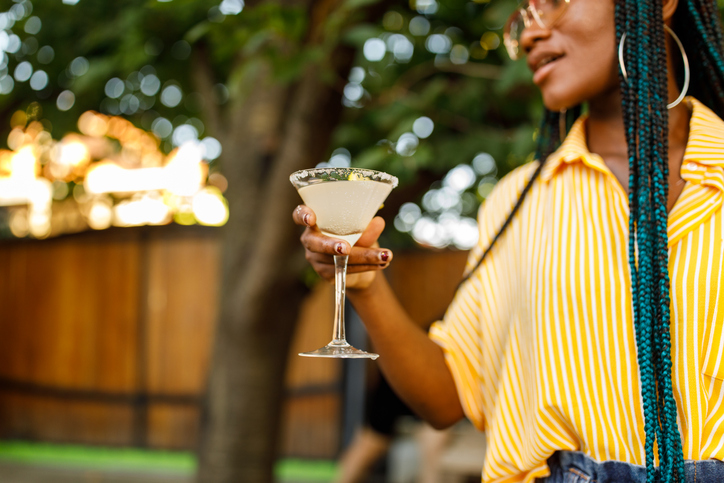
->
xmin=537 ymin=451 xmax=724 ymax=482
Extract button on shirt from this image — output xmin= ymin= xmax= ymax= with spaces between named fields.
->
xmin=429 ymin=97 xmax=724 ymax=482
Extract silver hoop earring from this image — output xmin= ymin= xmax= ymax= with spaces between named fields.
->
xmin=618 ymin=24 xmax=690 ymax=109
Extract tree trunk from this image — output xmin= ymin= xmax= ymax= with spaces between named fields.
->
xmin=196 ymin=5 xmax=354 ymax=480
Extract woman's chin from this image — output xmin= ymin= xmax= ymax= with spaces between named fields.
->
xmin=541 ymin=93 xmax=571 ymax=113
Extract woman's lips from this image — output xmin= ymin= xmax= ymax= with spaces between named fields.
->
xmin=533 ymin=57 xmax=562 ymax=85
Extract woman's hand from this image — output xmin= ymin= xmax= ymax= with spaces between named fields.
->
xmin=293 ymin=205 xmax=393 ymax=290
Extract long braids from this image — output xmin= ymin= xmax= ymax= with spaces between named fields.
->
xmin=461 ymin=2 xmax=724 ymax=480
xmin=616 ymin=0 xmax=685 ymax=480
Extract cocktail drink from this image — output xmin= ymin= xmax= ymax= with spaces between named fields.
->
xmin=290 ymin=168 xmax=398 ymax=359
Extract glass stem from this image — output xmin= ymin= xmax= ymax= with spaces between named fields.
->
xmin=332 ymin=255 xmax=348 ymax=346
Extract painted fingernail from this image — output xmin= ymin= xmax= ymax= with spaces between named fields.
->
xmin=336 ymin=243 xmax=345 ymax=254
xmin=303 ymin=214 xmax=310 ymax=225
xmin=380 ymin=251 xmax=390 ymax=262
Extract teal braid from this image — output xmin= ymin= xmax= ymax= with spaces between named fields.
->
xmin=679 ymin=0 xmax=724 ymax=116
xmin=617 ymin=0 xmax=686 ymax=480
xmin=650 ymin=7 xmax=684 ymax=480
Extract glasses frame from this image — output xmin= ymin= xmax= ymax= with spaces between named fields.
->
xmin=504 ymin=0 xmax=572 ymax=60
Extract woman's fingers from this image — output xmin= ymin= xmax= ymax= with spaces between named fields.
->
xmin=350 ymin=244 xmax=393 ymax=264
xmin=301 ymin=228 xmax=351 ymax=256
xmin=305 ymin=246 xmax=392 ymax=267
xmin=356 ymin=217 xmax=385 ymax=247
xmin=296 ymin=206 xmax=392 ymax=288
xmin=305 ymin=250 xmax=389 ymax=283
xmin=292 ymin=205 xmax=316 ymax=228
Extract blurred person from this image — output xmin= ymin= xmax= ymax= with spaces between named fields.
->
xmin=335 ymin=374 xmax=451 ymax=483
xmin=294 ymin=0 xmax=724 ymax=482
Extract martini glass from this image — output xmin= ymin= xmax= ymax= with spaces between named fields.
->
xmin=290 ymin=167 xmax=398 ymax=359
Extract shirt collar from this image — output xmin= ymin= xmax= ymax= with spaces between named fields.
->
xmin=539 ymin=115 xmax=611 ymax=183
xmin=540 ymin=97 xmax=724 ymax=184
xmin=668 ymin=97 xmax=724 ymax=246
xmin=680 ymin=96 xmax=724 ymax=173
xmin=537 ymin=97 xmax=724 ymax=247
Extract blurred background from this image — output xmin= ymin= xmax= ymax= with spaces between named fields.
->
xmin=0 ymin=0 xmax=554 ymax=481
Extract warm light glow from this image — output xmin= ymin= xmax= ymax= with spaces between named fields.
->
xmin=78 ymin=111 xmax=109 ymax=137
xmin=88 ymin=199 xmax=113 ymax=230
xmin=0 ymin=110 xmax=228 ymax=238
xmin=192 ymin=188 xmax=229 ymax=226
xmin=114 ymin=194 xmax=171 ymax=227
xmin=10 ymin=146 xmax=37 ymax=180
xmin=9 ymin=209 xmax=29 ymax=237
xmin=58 ymin=140 xmax=90 ymax=167
xmin=85 ymin=162 xmax=166 ymax=194
xmin=164 ymin=143 xmax=206 ymax=197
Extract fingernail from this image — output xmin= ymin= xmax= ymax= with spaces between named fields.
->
xmin=336 ymin=243 xmax=346 ymax=255
xmin=380 ymin=251 xmax=390 ymax=262
xmin=303 ymin=214 xmax=310 ymax=226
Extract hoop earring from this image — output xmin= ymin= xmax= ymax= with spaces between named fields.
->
xmin=618 ymin=24 xmax=690 ymax=109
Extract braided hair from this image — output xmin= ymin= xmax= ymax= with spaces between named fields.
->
xmin=463 ymin=1 xmax=724 ymax=481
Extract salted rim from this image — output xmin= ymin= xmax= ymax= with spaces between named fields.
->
xmin=290 ymin=167 xmax=399 ymax=188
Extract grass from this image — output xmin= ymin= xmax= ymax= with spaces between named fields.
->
xmin=0 ymin=441 xmax=337 ymax=482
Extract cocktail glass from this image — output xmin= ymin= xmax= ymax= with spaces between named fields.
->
xmin=290 ymin=167 xmax=398 ymax=359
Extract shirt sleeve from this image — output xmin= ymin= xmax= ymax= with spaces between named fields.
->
xmin=428 ymin=162 xmax=538 ymax=431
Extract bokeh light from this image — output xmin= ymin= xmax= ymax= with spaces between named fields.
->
xmin=408 ymin=16 xmax=430 ymax=36
xmin=387 ymin=34 xmax=414 ymax=63
xmin=105 ymin=78 xmax=125 ymax=98
xmin=395 ymin=132 xmax=418 ymax=157
xmin=200 ymin=137 xmax=222 ymax=160
xmin=24 ymin=16 xmax=41 ymax=35
xmin=414 ymin=0 xmax=438 ymax=15
xmin=219 ymin=0 xmax=244 ymax=15
xmin=152 ymin=117 xmax=173 ymax=139
xmin=140 ymin=74 xmax=161 ymax=96
xmin=343 ymin=83 xmax=363 ymax=102
xmin=449 ymin=45 xmax=469 ymax=65
xmin=425 ymin=34 xmax=452 ymax=54
xmin=0 ymin=75 xmax=15 ymax=94
xmin=472 ymin=152 xmax=496 ymax=175
xmin=363 ymin=38 xmax=386 ymax=62
xmin=383 ymin=11 xmax=403 ymax=31
xmin=29 ymin=69 xmax=48 ymax=90
xmin=14 ymin=61 xmax=32 ymax=82
xmin=412 ymin=116 xmax=434 ymax=139
xmin=69 ymin=56 xmax=89 ymax=77
xmin=395 ymin=151 xmax=504 ymax=249
xmin=161 ymin=84 xmax=182 ymax=107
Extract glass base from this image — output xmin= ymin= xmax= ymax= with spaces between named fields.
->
xmin=299 ymin=343 xmax=379 ymax=360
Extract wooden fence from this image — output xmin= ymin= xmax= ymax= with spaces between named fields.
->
xmin=0 ymin=226 xmax=468 ymax=457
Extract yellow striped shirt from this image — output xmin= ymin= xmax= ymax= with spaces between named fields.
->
xmin=429 ymin=97 xmax=724 ymax=482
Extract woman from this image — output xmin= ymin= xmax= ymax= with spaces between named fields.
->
xmin=293 ymin=0 xmax=724 ymax=481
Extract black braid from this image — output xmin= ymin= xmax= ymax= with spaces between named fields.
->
xmin=457 ymin=107 xmax=577 ymax=288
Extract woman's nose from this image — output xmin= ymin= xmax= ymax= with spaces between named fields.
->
xmin=520 ymin=23 xmax=552 ymax=56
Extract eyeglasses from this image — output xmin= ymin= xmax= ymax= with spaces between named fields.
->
xmin=503 ymin=0 xmax=571 ymax=60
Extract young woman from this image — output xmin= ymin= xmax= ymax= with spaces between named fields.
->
xmin=293 ymin=0 xmax=724 ymax=481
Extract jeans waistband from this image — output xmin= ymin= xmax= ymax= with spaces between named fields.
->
xmin=537 ymin=451 xmax=724 ymax=482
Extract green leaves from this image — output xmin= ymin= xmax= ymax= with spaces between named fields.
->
xmin=343 ymin=24 xmax=383 ymax=47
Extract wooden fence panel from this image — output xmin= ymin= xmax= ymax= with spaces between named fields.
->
xmin=0 ymin=227 xmax=469 ymax=458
